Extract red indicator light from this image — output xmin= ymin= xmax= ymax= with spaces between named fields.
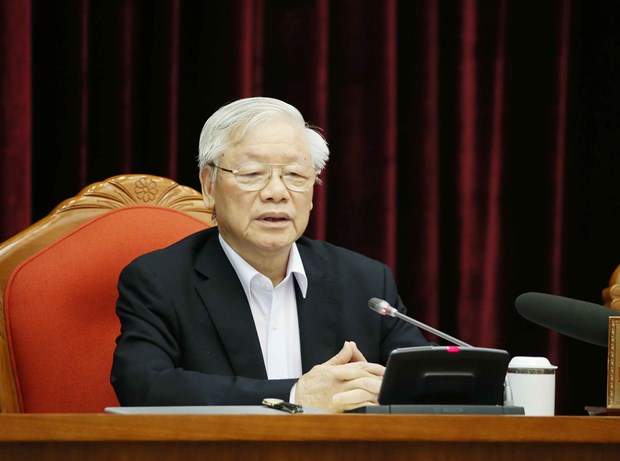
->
xmin=446 ymin=346 xmax=460 ymax=353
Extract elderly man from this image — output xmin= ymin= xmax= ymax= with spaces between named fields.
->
xmin=111 ymin=97 xmax=428 ymax=412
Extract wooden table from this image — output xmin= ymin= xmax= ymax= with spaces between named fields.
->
xmin=0 ymin=413 xmax=619 ymax=460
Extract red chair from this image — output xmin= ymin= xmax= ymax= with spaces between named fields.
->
xmin=0 ymin=175 xmax=213 ymax=413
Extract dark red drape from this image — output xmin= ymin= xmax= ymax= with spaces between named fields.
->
xmin=1 ymin=0 xmax=31 ymax=240
xmin=1 ymin=0 xmax=618 ymax=415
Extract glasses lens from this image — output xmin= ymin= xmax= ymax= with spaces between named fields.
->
xmin=282 ymin=164 xmax=317 ymax=191
xmin=232 ymin=163 xmax=317 ymax=191
xmin=235 ymin=164 xmax=271 ymax=190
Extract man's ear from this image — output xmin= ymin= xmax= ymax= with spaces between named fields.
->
xmin=199 ymin=166 xmax=215 ymax=210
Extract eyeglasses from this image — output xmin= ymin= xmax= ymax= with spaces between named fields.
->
xmin=212 ymin=163 xmax=318 ymax=192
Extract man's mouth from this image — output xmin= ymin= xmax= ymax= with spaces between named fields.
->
xmin=258 ymin=213 xmax=290 ymax=222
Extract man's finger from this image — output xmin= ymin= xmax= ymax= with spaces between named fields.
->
xmin=331 ymin=361 xmax=385 ymax=380
xmin=347 ymin=341 xmax=367 ymax=362
xmin=324 ymin=341 xmax=354 ymax=365
xmin=332 ymin=388 xmax=381 ymax=408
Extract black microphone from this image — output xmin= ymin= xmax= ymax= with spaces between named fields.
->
xmin=368 ymin=297 xmax=472 ymax=348
xmin=515 ymin=292 xmax=616 ymax=348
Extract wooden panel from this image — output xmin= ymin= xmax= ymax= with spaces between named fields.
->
xmin=1 ymin=414 xmax=620 ymax=461
xmin=0 ymin=441 xmax=619 ymax=461
xmin=0 ymin=414 xmax=619 ymax=442
xmin=609 ymin=317 xmax=620 ymax=409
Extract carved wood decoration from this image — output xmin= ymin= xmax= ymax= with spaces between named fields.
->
xmin=608 ymin=317 xmax=620 ymax=411
xmin=602 ymin=264 xmax=620 ymax=311
xmin=604 ymin=266 xmax=620 ymax=413
xmin=55 ymin=175 xmax=210 ymax=215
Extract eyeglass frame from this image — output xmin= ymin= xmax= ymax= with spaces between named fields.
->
xmin=209 ymin=162 xmax=320 ymax=192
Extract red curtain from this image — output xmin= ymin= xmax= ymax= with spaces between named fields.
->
xmin=1 ymin=0 xmax=31 ymax=240
xmin=2 ymin=0 xmax=619 ymax=415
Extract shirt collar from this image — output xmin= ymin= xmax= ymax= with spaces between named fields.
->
xmin=218 ymin=233 xmax=308 ymax=298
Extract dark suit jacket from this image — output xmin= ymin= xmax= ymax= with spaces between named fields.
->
xmin=111 ymin=227 xmax=429 ymax=406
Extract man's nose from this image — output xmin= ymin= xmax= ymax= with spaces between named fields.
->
xmin=260 ymin=170 xmax=289 ymax=197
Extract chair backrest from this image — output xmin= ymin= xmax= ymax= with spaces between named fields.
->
xmin=0 ymin=174 xmax=213 ymax=413
xmin=602 ymin=264 xmax=620 ymax=311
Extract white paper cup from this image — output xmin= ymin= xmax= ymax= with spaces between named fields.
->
xmin=507 ymin=356 xmax=557 ymax=416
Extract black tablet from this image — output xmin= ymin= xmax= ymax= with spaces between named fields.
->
xmin=378 ymin=346 xmax=510 ymax=406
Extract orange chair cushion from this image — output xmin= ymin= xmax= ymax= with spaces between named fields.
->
xmin=4 ymin=206 xmax=209 ymax=413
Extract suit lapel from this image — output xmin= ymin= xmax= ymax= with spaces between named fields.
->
xmin=296 ymin=243 xmax=343 ymax=373
xmin=193 ymin=234 xmax=345 ymax=378
xmin=194 ymin=235 xmax=267 ymax=378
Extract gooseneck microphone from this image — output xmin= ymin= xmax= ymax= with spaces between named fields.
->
xmin=368 ymin=298 xmax=472 ymax=348
xmin=368 ymin=297 xmax=515 ymax=406
xmin=515 ymin=292 xmax=615 ymax=348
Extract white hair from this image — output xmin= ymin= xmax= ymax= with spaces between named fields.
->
xmin=197 ymin=97 xmax=329 ymax=178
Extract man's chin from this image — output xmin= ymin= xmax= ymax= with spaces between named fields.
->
xmin=252 ymin=233 xmax=298 ymax=252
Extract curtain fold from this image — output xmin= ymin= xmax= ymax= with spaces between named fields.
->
xmin=165 ymin=0 xmax=181 ymax=179
xmin=326 ymin=1 xmax=402 ymax=269
xmin=77 ymin=0 xmax=90 ymax=183
xmin=397 ymin=0 xmax=442 ymax=330
xmin=480 ymin=0 xmax=507 ymax=348
xmin=0 ymin=0 xmax=32 ymax=240
xmin=1 ymin=0 xmax=617 ymax=415
xmin=457 ymin=0 xmax=483 ymax=344
xmin=545 ymin=0 xmax=571 ymax=368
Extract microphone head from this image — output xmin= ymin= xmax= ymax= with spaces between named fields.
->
xmin=515 ymin=292 xmax=615 ymax=348
xmin=368 ymin=298 xmax=395 ymax=317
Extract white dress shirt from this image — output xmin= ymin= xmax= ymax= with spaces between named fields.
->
xmin=219 ymin=234 xmax=306 ymax=380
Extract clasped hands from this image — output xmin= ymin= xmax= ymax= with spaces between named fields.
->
xmin=295 ymin=341 xmax=385 ymax=413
